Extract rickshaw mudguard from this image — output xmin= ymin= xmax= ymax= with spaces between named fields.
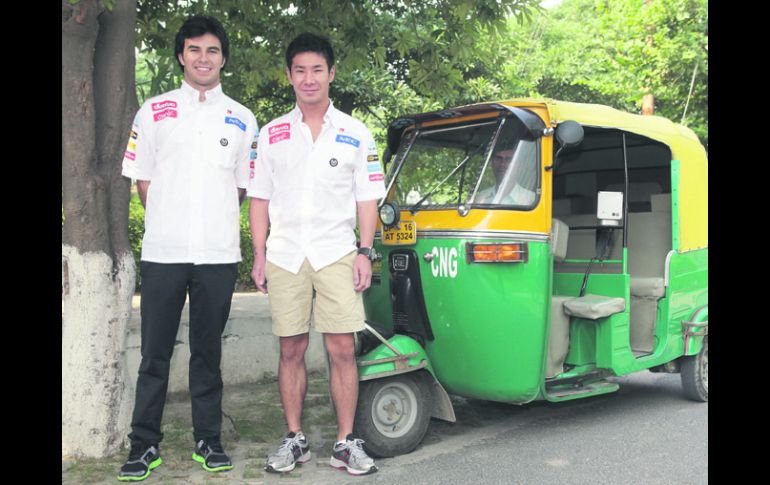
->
xmin=682 ymin=305 xmax=708 ymax=356
xmin=356 ymin=335 xmax=457 ymax=423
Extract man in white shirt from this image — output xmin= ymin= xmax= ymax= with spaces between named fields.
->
xmin=248 ymin=33 xmax=384 ymax=476
xmin=475 ymin=147 xmax=537 ymax=206
xmin=118 ymin=15 xmax=258 ymax=482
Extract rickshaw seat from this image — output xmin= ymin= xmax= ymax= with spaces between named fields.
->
xmin=650 ymin=193 xmax=671 ymax=212
xmin=626 ymin=201 xmax=672 ymax=352
xmin=630 ymin=277 xmax=666 ymax=298
xmin=551 ymin=218 xmax=569 ymax=262
xmin=547 ymin=296 xmax=573 ymax=378
xmin=563 ymin=294 xmax=626 ymax=320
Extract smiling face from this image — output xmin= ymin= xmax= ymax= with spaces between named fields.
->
xmin=286 ymin=51 xmax=335 ymax=108
xmin=177 ymin=33 xmax=225 ymax=92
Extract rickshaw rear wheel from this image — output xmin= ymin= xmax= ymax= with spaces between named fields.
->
xmin=354 ymin=371 xmax=433 ymax=458
xmin=680 ymin=337 xmax=708 ymax=402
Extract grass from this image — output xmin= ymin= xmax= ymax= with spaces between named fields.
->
xmin=62 ymin=372 xmax=339 ymax=484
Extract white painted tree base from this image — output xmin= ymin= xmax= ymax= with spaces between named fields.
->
xmin=62 ymin=245 xmax=135 ymax=459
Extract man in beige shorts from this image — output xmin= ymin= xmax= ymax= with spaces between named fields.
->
xmin=247 ymin=33 xmax=386 ymax=476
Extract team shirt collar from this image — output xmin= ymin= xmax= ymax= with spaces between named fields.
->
xmin=288 ymin=101 xmax=343 ymax=129
xmin=180 ymin=80 xmax=223 ymax=103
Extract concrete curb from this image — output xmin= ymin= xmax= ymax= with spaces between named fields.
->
xmin=125 ymin=292 xmax=327 ymax=393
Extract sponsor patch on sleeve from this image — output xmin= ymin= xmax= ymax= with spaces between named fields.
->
xmin=367 ymin=162 xmax=382 ymax=173
xmin=225 ymin=116 xmax=247 ymax=132
xmin=368 ymin=173 xmax=384 ymax=182
xmin=336 ymin=134 xmax=360 ymax=148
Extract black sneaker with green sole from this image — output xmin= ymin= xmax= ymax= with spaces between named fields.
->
xmin=192 ymin=439 xmax=234 ymax=472
xmin=117 ymin=444 xmax=162 ymax=481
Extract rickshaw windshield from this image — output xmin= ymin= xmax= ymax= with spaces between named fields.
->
xmin=389 ymin=116 xmax=539 ymax=211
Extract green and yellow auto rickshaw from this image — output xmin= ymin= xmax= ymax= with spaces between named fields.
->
xmin=352 ymin=98 xmax=708 ymax=457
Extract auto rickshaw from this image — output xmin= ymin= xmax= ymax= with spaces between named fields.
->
xmin=352 ymin=98 xmax=708 ymax=457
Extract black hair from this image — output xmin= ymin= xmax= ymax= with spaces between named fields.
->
xmin=174 ymin=15 xmax=230 ymax=70
xmin=285 ymin=32 xmax=335 ymax=71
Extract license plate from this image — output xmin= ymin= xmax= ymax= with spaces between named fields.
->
xmin=381 ymin=221 xmax=417 ymax=246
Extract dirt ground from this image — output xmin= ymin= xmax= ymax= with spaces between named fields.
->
xmin=61 ymin=371 xmax=347 ymax=484
xmin=61 ymin=368 xmax=507 ymax=485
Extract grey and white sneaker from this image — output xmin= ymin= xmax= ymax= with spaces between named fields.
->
xmin=330 ymin=435 xmax=378 ymax=475
xmin=264 ymin=431 xmax=312 ymax=473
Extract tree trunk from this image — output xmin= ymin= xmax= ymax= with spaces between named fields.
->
xmin=641 ymin=0 xmax=654 ymax=115
xmin=642 ymin=93 xmax=654 ymax=116
xmin=62 ymin=0 xmax=138 ymax=459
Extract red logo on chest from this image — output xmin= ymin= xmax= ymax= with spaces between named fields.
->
xmin=153 ymin=109 xmax=177 ymax=122
xmin=269 ymin=123 xmax=291 ymax=135
xmin=151 ymin=100 xmax=177 ymax=111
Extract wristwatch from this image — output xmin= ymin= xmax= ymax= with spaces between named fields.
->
xmin=356 ymin=246 xmax=379 ymax=261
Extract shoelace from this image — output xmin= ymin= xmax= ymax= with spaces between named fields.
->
xmin=198 ymin=440 xmax=224 ymax=455
xmin=208 ymin=442 xmax=225 ymax=454
xmin=127 ymin=446 xmax=156 ymax=463
xmin=276 ymin=435 xmax=304 ymax=456
xmin=346 ymin=439 xmax=370 ymax=461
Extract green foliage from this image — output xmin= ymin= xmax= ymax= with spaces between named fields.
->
xmin=495 ymin=0 xmax=708 ymax=147
xmin=239 ymin=201 xmax=256 ymax=290
xmin=136 ymin=0 xmax=541 ymax=127
xmin=128 ymin=194 xmax=145 ymax=288
xmin=134 ymin=0 xmax=706 ymax=150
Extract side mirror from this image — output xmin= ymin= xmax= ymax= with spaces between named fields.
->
xmin=597 ymin=191 xmax=623 ymax=227
xmin=555 ymin=120 xmax=584 ymax=148
xmin=547 ymin=120 xmax=584 ymax=172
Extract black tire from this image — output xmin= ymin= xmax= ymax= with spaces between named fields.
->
xmin=680 ymin=337 xmax=708 ymax=402
xmin=354 ymin=372 xmax=433 ymax=458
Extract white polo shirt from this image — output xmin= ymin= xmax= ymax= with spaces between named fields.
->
xmin=247 ymin=103 xmax=386 ymax=273
xmin=122 ymin=81 xmax=259 ymax=264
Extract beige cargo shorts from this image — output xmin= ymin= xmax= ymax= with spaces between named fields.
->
xmin=265 ymin=251 xmax=365 ymax=337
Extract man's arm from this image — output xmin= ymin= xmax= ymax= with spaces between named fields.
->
xmin=353 ymin=199 xmax=378 ymax=292
xmin=249 ymin=197 xmax=270 ymax=293
xmin=136 ymin=180 xmax=151 ymax=208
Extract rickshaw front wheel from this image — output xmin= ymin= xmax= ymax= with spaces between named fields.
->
xmin=354 ymin=372 xmax=433 ymax=458
xmin=680 ymin=337 xmax=708 ymax=402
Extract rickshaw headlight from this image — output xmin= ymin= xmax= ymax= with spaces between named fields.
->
xmin=379 ymin=202 xmax=400 ymax=227
xmin=466 ymin=242 xmax=528 ymax=263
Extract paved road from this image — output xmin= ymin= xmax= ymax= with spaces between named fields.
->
xmin=358 ymin=371 xmax=708 ymax=485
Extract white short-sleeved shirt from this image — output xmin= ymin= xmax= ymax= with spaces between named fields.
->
xmin=476 ymin=184 xmax=536 ymax=205
xmin=122 ymin=81 xmax=259 ymax=264
xmin=247 ymin=103 xmax=386 ymax=274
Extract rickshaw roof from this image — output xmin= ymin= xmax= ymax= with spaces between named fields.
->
xmin=386 ymin=98 xmax=708 ymax=252
xmin=387 ymin=98 xmax=704 ymax=158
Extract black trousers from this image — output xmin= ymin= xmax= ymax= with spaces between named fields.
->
xmin=128 ymin=262 xmax=238 ymax=446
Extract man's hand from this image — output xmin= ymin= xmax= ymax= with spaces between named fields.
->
xmin=251 ymin=252 xmax=268 ymax=293
xmin=353 ymin=254 xmax=372 ymax=292
xmin=136 ymin=180 xmax=151 ymax=208
xmin=249 ymin=197 xmax=270 ymax=293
